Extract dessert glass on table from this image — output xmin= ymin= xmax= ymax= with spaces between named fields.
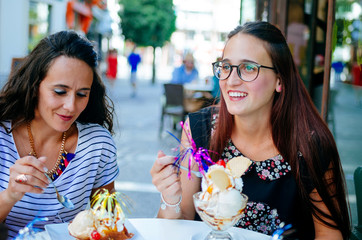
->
xmin=170 ymin=122 xmax=252 ymax=240
xmin=14 ymin=217 xmax=49 ymax=240
xmin=68 ymin=189 xmax=134 ymax=240
xmin=192 ymin=156 xmax=251 ymax=240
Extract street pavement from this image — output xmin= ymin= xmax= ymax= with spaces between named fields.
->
xmin=105 ymin=76 xmax=361 ymax=226
xmin=104 ymin=76 xmax=175 ymax=219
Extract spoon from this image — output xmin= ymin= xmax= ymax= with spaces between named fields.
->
xmin=44 ymin=173 xmax=74 ymax=209
xmin=176 ymin=164 xmax=202 ymax=178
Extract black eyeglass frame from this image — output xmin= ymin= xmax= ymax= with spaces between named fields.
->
xmin=212 ymin=61 xmax=276 ymax=82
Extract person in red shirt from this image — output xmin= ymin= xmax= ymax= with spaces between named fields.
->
xmin=106 ymin=49 xmax=118 ymax=83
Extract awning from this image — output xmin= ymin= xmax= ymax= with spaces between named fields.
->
xmin=66 ymin=0 xmax=107 ymax=34
xmin=66 ymin=0 xmax=92 ymax=33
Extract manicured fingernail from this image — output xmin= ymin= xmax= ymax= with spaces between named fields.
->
xmin=43 ymin=167 xmax=48 ymax=172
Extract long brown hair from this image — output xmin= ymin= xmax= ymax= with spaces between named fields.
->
xmin=210 ymin=21 xmax=350 ymax=239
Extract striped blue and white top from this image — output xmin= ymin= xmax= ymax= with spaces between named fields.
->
xmin=0 ymin=121 xmax=119 ymax=239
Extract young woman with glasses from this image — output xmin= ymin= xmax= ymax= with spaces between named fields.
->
xmin=151 ymin=21 xmax=350 ymax=239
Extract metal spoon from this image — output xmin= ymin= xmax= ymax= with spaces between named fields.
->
xmin=176 ymin=164 xmax=202 ymax=178
xmin=44 ymin=173 xmax=74 ymax=209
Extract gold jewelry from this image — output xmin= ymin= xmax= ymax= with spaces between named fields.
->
xmin=27 ymin=122 xmax=67 ymax=179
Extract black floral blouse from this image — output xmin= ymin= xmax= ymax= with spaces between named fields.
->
xmin=221 ymin=139 xmax=290 ymax=235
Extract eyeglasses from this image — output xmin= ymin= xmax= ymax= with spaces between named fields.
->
xmin=212 ymin=61 xmax=276 ymax=82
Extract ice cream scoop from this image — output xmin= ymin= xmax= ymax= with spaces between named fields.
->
xmin=68 ymin=189 xmax=134 ymax=240
xmin=68 ymin=210 xmax=95 ymax=239
xmin=217 ymin=189 xmax=245 ymax=217
xmin=195 ymin=159 xmax=249 ymax=233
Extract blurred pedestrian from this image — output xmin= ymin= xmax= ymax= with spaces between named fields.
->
xmin=106 ymin=48 xmax=118 ymax=84
xmin=170 ymin=53 xmax=199 ymax=84
xmin=0 ymin=30 xmax=118 ymax=238
xmin=128 ymin=47 xmax=141 ymax=97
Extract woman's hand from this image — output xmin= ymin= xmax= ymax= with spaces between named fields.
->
xmin=150 ymin=118 xmax=201 ymax=220
xmin=6 ymin=156 xmax=49 ymax=203
xmin=0 ymin=156 xmax=49 ymax=221
xmin=151 ymin=151 xmax=182 ymax=205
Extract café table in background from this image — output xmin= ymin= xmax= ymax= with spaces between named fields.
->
xmin=183 ymin=81 xmax=214 ymax=113
xmin=184 ymin=81 xmax=213 ymax=93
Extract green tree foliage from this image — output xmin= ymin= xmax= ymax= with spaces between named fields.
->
xmin=119 ymin=0 xmax=176 ymax=83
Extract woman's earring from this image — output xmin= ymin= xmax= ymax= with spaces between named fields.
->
xmin=276 ymin=78 xmax=282 ymax=93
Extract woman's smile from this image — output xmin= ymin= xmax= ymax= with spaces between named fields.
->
xmin=227 ymin=90 xmax=248 ymax=101
xmin=57 ymin=113 xmax=73 ymax=122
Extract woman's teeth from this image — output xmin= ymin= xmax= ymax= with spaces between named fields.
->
xmin=229 ymin=92 xmax=247 ymax=97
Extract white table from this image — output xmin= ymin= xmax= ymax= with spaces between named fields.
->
xmin=184 ymin=82 xmax=213 ymax=92
xmin=36 ymin=218 xmax=270 ymax=240
xmin=130 ymin=218 xmax=270 ymax=240
xmin=183 ymin=82 xmax=214 ymax=112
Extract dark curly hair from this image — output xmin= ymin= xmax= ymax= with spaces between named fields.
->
xmin=0 ymin=30 xmax=114 ymax=134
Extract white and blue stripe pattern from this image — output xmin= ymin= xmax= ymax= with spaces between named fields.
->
xmin=0 ymin=121 xmax=119 ymax=239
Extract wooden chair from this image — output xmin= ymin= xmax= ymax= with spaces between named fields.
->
xmin=11 ymin=57 xmax=24 ymax=74
xmin=159 ymin=83 xmax=186 ymax=138
xmin=351 ymin=166 xmax=362 ymax=240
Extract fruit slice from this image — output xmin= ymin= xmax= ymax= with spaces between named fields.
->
xmin=207 ymin=168 xmax=230 ymax=191
xmin=226 ymin=156 xmax=252 ymax=178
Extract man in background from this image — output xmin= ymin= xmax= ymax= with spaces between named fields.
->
xmin=170 ymin=53 xmax=199 ymax=84
xmin=128 ymin=47 xmax=141 ymax=97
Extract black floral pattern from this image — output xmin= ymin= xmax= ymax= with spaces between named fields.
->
xmin=221 ymin=139 xmax=291 ymax=180
xmin=254 ymin=154 xmax=291 ymax=181
xmin=236 ymin=201 xmax=282 ymax=235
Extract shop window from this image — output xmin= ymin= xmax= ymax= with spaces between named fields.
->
xmin=240 ymin=0 xmax=256 ymax=24
xmin=29 ymin=1 xmax=51 ymax=52
xmin=333 ymin=1 xmax=361 ymax=85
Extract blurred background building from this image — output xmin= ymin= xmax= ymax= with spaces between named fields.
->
xmin=1 ymin=0 xmax=360 ymax=93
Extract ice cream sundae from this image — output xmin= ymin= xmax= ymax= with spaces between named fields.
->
xmin=68 ymin=189 xmax=134 ymax=240
xmin=193 ymin=156 xmax=251 ymax=231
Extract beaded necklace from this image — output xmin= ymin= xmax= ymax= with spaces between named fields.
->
xmin=27 ymin=122 xmax=74 ymax=181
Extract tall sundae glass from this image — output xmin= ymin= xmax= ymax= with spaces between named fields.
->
xmin=192 ymin=156 xmax=252 ymax=240
xmin=168 ymin=124 xmax=252 ymax=240
xmin=193 ymin=191 xmax=248 ymax=240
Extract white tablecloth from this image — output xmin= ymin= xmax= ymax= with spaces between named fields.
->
xmin=130 ymin=218 xmax=270 ymax=240
xmin=184 ymin=82 xmax=213 ymax=92
xmin=36 ymin=218 xmax=270 ymax=240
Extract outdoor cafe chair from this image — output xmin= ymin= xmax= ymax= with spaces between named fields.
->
xmin=159 ymin=83 xmax=186 ymax=138
xmin=351 ymin=166 xmax=362 ymax=240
